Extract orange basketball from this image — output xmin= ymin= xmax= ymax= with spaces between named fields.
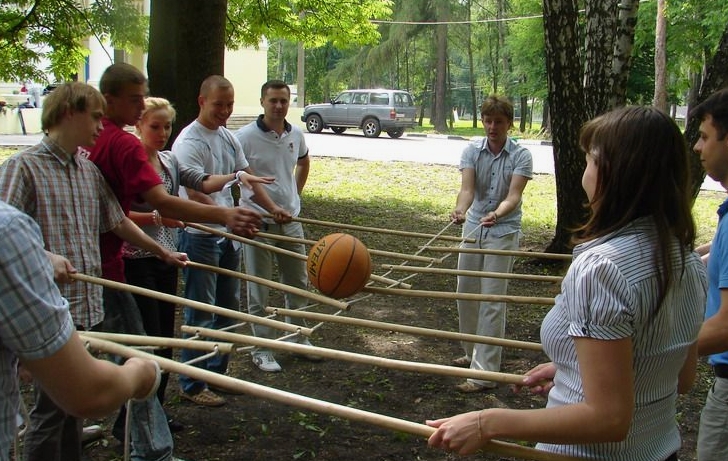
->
xmin=307 ymin=233 xmax=372 ymax=299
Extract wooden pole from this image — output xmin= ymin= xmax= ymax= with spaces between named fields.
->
xmin=268 ymin=215 xmax=473 ymax=244
xmin=79 ymin=331 xmax=235 ymax=353
xmin=265 ymin=307 xmax=543 ymax=352
xmin=363 ymin=286 xmax=556 ymax=305
xmin=421 ymin=246 xmax=573 ymax=261
xmin=182 ymin=326 xmax=528 ymax=384
xmin=83 ymin=337 xmax=588 ymax=461
xmin=185 ymin=261 xmax=350 ymax=310
xmin=70 ymin=273 xmax=313 ymax=335
xmin=381 ymin=264 xmax=563 ymax=283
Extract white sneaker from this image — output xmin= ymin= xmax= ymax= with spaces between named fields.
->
xmin=252 ymin=350 xmax=282 ymax=372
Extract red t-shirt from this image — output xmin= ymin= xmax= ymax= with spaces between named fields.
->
xmin=88 ymin=118 xmax=162 ymax=281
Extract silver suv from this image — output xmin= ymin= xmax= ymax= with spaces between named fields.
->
xmin=302 ymin=89 xmax=417 ymax=138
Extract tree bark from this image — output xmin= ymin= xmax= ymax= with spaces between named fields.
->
xmin=583 ymin=0 xmax=618 ymax=117
xmin=652 ymin=0 xmax=668 ymax=110
xmin=432 ymin=0 xmax=449 ymax=132
xmin=148 ymin=0 xmax=227 ymax=145
xmin=543 ymin=0 xmax=589 ymax=254
xmin=609 ymin=0 xmax=640 ymax=107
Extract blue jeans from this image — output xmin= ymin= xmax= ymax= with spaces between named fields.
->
xmin=178 ymin=232 xmax=242 ymax=394
xmin=103 ymin=287 xmax=174 ymax=461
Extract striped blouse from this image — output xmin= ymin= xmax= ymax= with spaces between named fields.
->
xmin=539 ymin=217 xmax=706 ymax=460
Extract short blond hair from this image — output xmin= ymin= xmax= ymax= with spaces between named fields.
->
xmin=41 ymin=82 xmax=106 ymax=131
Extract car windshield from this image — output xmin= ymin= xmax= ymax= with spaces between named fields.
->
xmin=334 ymin=92 xmax=351 ymax=104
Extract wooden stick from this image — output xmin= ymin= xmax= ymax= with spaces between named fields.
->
xmin=422 ymin=246 xmax=573 ymax=261
xmin=69 ymin=273 xmax=313 ymax=335
xmin=364 ymin=286 xmax=556 ymax=305
xmin=183 ymin=326 xmax=527 ymax=384
xmin=265 ymin=307 xmax=543 ymax=352
xmin=381 ymin=264 xmax=564 ymax=283
xmin=187 ymin=221 xmax=437 ymax=264
xmin=185 ymin=261 xmax=350 ymax=310
xmin=83 ymin=337 xmax=588 ymax=461
xmin=79 ymin=331 xmax=235 ymax=353
xmin=267 ymin=215 xmax=474 ymax=244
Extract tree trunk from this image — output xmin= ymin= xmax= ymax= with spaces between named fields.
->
xmin=609 ymin=0 xmax=640 ymax=107
xmin=432 ymin=0 xmax=449 ymax=132
xmin=543 ymin=0 xmax=588 ymax=254
xmin=684 ymin=24 xmax=728 ymax=197
xmin=148 ymin=0 xmax=226 ymax=145
xmin=466 ymin=1 xmax=478 ymax=128
xmin=583 ymin=0 xmax=618 ymax=117
xmin=652 ymin=0 xmax=668 ymax=110
xmin=519 ymin=95 xmax=528 ymax=132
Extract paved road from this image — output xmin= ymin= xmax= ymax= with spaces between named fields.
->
xmin=1 ymin=131 xmax=721 ymax=191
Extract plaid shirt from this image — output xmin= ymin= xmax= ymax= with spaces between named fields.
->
xmin=0 ymin=201 xmax=74 ymax=457
xmin=0 ymin=137 xmax=125 ymax=329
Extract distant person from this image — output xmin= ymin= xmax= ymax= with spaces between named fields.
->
xmin=234 ymin=80 xmax=315 ymax=372
xmin=0 ymin=199 xmax=161 ymax=461
xmin=172 ymin=75 xmax=288 ymax=406
xmin=449 ymin=95 xmax=532 ymax=393
xmin=428 ymin=106 xmax=706 ymax=461
xmin=123 ymin=96 xmax=273 ymax=419
xmin=691 ymin=89 xmax=728 ymax=461
xmin=0 ymin=81 xmax=185 ymax=461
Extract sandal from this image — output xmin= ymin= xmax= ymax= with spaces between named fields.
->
xmin=180 ymin=388 xmax=226 ymax=407
xmin=451 ymin=356 xmax=471 ymax=367
xmin=455 ymin=381 xmax=490 ymax=393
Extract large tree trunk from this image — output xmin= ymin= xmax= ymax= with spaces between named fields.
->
xmin=583 ymin=0 xmax=617 ymax=117
xmin=148 ymin=0 xmax=227 ymax=145
xmin=543 ymin=0 xmax=589 ymax=254
xmin=432 ymin=0 xmax=449 ymax=132
xmin=609 ymin=0 xmax=640 ymax=107
xmin=652 ymin=0 xmax=668 ymax=110
xmin=685 ymin=24 xmax=728 ymax=197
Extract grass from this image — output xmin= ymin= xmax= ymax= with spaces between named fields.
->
xmin=410 ymin=118 xmax=546 ymax=139
xmin=0 ymin=147 xmax=722 ymax=246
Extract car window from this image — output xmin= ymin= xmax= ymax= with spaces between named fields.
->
xmin=394 ymin=92 xmax=414 ymax=107
xmin=351 ymin=93 xmax=368 ymax=104
xmin=335 ymin=92 xmax=352 ymax=104
xmin=370 ymin=92 xmax=390 ymax=105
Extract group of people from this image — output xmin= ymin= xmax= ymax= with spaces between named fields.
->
xmin=435 ymin=91 xmax=728 ymax=461
xmin=0 ymin=64 xmax=314 ymax=461
xmin=3 ymin=60 xmax=728 ymax=461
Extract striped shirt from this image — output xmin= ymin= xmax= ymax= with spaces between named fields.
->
xmin=0 ymin=201 xmax=74 ymax=459
xmin=539 ymin=217 xmax=706 ymax=460
xmin=0 ymin=138 xmax=126 ymax=329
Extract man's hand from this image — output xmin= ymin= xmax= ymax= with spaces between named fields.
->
xmin=160 ymin=217 xmax=185 ymax=229
xmin=45 ymin=250 xmax=77 ymax=283
xmin=224 ymin=207 xmax=262 ymax=237
xmin=450 ymin=209 xmax=465 ymax=224
xmin=236 ymin=171 xmax=275 ymax=190
xmin=270 ymin=205 xmax=292 ymax=224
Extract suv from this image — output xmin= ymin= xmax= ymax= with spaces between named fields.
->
xmin=302 ymin=89 xmax=417 ymax=138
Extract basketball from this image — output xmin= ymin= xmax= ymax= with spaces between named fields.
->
xmin=307 ymin=233 xmax=372 ymax=299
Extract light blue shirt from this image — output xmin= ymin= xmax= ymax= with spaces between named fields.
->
xmin=0 ymin=201 xmax=74 ymax=459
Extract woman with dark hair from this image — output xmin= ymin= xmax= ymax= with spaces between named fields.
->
xmin=427 ymin=106 xmax=707 ymax=461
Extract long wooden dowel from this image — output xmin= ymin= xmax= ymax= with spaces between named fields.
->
xmin=79 ymin=331 xmax=235 ymax=353
xmin=185 ymin=261 xmax=349 ymax=310
xmin=187 ymin=221 xmax=439 ymax=264
xmin=70 ymin=273 xmax=312 ymax=335
xmin=422 ymin=246 xmax=573 ymax=261
xmin=183 ymin=326 xmax=526 ymax=384
xmin=84 ymin=337 xmax=588 ymax=461
xmin=364 ymin=286 xmax=556 ymax=305
xmin=265 ymin=307 xmax=543 ymax=352
xmin=271 ymin=215 xmax=474 ymax=244
xmin=381 ymin=264 xmax=564 ymax=283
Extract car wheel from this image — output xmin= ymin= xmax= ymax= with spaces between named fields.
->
xmin=331 ymin=127 xmax=347 ymax=134
xmin=362 ymin=118 xmax=381 ymax=138
xmin=386 ymin=129 xmax=404 ymax=139
xmin=305 ymin=114 xmax=323 ymax=133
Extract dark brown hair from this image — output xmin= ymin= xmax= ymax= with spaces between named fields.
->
xmin=577 ymin=106 xmax=696 ymax=307
xmin=261 ymin=80 xmax=290 ymax=98
xmin=480 ymin=95 xmax=513 ymax=121
xmin=41 ymin=82 xmax=106 ymax=131
xmin=99 ymin=63 xmax=146 ymax=96
xmin=690 ymin=88 xmax=728 ymax=140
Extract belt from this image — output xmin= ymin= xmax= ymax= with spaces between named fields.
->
xmin=714 ymin=364 xmax=728 ymax=379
